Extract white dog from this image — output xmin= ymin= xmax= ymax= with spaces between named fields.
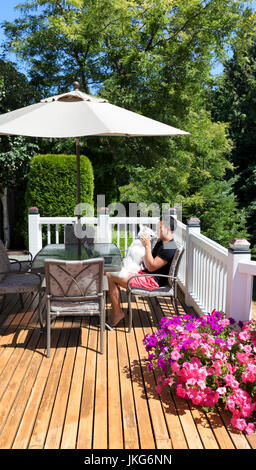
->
xmin=116 ymin=224 xmax=157 ymax=278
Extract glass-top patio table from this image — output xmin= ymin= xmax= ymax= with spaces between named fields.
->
xmin=31 ymin=242 xmax=122 ymax=331
xmin=31 ymin=242 xmax=122 ymax=273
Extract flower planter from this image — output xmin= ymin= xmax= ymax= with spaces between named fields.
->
xmin=143 ymin=310 xmax=256 ymax=434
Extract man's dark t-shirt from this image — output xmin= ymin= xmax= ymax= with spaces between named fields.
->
xmin=143 ymin=239 xmax=177 ymax=287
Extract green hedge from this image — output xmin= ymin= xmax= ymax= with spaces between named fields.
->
xmin=25 ymin=154 xmax=94 ymax=215
xmin=23 ymin=154 xmax=94 ymax=246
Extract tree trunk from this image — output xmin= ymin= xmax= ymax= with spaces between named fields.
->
xmin=0 ymin=187 xmax=10 ymax=247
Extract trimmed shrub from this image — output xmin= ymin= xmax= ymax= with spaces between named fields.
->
xmin=23 ymin=154 xmax=94 ymax=246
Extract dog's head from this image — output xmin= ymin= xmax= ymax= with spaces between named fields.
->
xmin=138 ymin=224 xmax=157 ymax=240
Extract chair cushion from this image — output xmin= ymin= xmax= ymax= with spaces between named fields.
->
xmin=0 ymin=273 xmax=41 ymax=294
xmin=129 ymin=285 xmax=174 ymax=297
xmin=50 ymin=300 xmax=100 ymax=314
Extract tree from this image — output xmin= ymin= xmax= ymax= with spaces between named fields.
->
xmin=210 ymin=26 xmax=256 ymax=251
xmin=119 ymin=108 xmax=248 ymax=246
xmin=0 ymin=58 xmax=38 ymax=246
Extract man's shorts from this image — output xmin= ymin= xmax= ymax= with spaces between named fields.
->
xmin=128 ymin=270 xmax=159 ymax=290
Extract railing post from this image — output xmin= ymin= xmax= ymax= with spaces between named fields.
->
xmin=28 ymin=207 xmax=42 ymax=259
xmin=185 ymin=217 xmax=200 ymax=306
xmin=97 ymin=207 xmax=111 ymax=243
xmin=226 ymin=238 xmax=252 ymax=323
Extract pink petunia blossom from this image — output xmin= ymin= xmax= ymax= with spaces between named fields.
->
xmin=176 ymin=384 xmax=187 ymax=398
xmin=238 ymin=331 xmax=250 ymax=342
xmin=245 ymin=423 xmax=255 ymax=435
xmin=230 ymin=417 xmax=247 ymax=431
xmin=171 ymin=350 xmax=182 ymax=361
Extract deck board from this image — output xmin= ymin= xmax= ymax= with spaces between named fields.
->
xmin=0 ymin=289 xmax=255 ymax=450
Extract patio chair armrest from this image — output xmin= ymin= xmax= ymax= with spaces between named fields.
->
xmin=127 ymin=273 xmax=178 ymax=291
xmin=9 ymin=259 xmax=22 ymax=271
xmin=23 ymin=250 xmax=33 ymax=261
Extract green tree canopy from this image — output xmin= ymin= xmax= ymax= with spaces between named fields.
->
xmin=210 ymin=24 xmax=256 ymax=250
xmin=0 ymin=58 xmax=38 ymax=194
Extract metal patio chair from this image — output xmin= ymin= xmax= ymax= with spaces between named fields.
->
xmin=44 ymin=258 xmax=105 ymax=357
xmin=0 ymin=239 xmax=33 ymax=273
xmin=0 ymin=269 xmax=44 ymax=327
xmin=127 ymin=243 xmax=184 ymax=332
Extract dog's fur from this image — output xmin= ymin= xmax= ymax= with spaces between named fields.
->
xmin=116 ymin=224 xmax=157 ymax=278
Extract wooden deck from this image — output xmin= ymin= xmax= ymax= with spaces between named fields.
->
xmin=0 ymin=288 xmax=256 ymax=450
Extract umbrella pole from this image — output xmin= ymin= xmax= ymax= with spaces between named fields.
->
xmin=76 ymin=137 xmax=82 ymax=259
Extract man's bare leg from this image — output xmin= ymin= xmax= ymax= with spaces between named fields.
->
xmin=106 ymin=272 xmax=128 ymax=327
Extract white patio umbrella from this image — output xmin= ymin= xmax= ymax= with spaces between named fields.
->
xmin=0 ymin=82 xmax=190 ymax=254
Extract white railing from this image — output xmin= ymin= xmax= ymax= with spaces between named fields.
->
xmin=187 ymin=232 xmax=228 ymax=315
xmin=28 ymin=209 xmax=256 ymax=323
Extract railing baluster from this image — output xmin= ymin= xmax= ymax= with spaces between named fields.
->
xmin=218 ymin=263 xmax=224 ymax=312
xmin=212 ymin=257 xmax=216 ymax=312
xmin=207 ymin=256 xmax=212 ymax=313
xmin=124 ymin=222 xmax=127 ymax=253
xmin=215 ymin=260 xmax=220 ymax=311
xmin=117 ymin=224 xmax=120 ymax=248
xmin=205 ymin=254 xmax=209 ymax=313
xmin=192 ymin=243 xmax=198 ymax=297
xmin=223 ymin=268 xmax=227 ymax=314
xmin=47 ymin=224 xmax=51 ymax=244
xmin=55 ymin=224 xmax=59 ymax=244
xmin=132 ymin=223 xmax=136 ymax=241
xmin=202 ymin=250 xmax=206 ymax=309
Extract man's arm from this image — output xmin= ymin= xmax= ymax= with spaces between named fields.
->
xmin=140 ymin=236 xmax=167 ymax=272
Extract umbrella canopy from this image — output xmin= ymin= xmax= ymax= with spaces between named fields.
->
xmin=0 ymin=86 xmax=190 ymax=138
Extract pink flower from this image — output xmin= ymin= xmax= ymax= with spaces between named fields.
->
xmin=242 ymin=371 xmax=256 ymax=383
xmin=176 ymin=384 xmax=187 ymax=398
xmin=245 ymin=423 xmax=255 ymax=435
xmin=212 ymin=360 xmax=222 ymax=375
xmin=243 ymin=345 xmax=252 ymax=354
xmin=236 ymin=352 xmax=248 ymax=364
xmin=187 ymin=377 xmax=197 ymax=386
xmin=240 ymin=403 xmax=255 ymax=418
xmin=220 ymin=319 xmax=230 ymax=328
xmin=226 ymin=396 xmax=236 ymax=412
xmin=171 ymin=350 xmax=182 ymax=361
xmin=156 ymin=384 xmax=162 ymax=394
xmin=197 ymin=379 xmax=206 ymax=389
xmin=217 ymin=387 xmax=227 ymax=396
xmin=238 ymin=331 xmax=250 ymax=342
xmin=191 ymin=357 xmax=201 ymax=366
xmin=230 ymin=417 xmax=247 ymax=431
xmin=171 ymin=362 xmax=180 ymax=374
xmin=226 ymin=336 xmax=236 ymax=348
xmin=214 ymin=351 xmax=226 ymax=360
xmin=224 ymin=374 xmax=239 ymax=389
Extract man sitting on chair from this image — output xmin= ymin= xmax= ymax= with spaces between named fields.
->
xmin=106 ymin=214 xmax=177 ymax=328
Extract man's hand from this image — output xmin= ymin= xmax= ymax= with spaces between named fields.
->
xmin=140 ymin=235 xmax=151 ymax=248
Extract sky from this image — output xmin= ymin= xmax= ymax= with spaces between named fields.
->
xmin=0 ymin=0 xmax=23 ymax=42
xmin=1 ymin=0 xmax=256 ymax=77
